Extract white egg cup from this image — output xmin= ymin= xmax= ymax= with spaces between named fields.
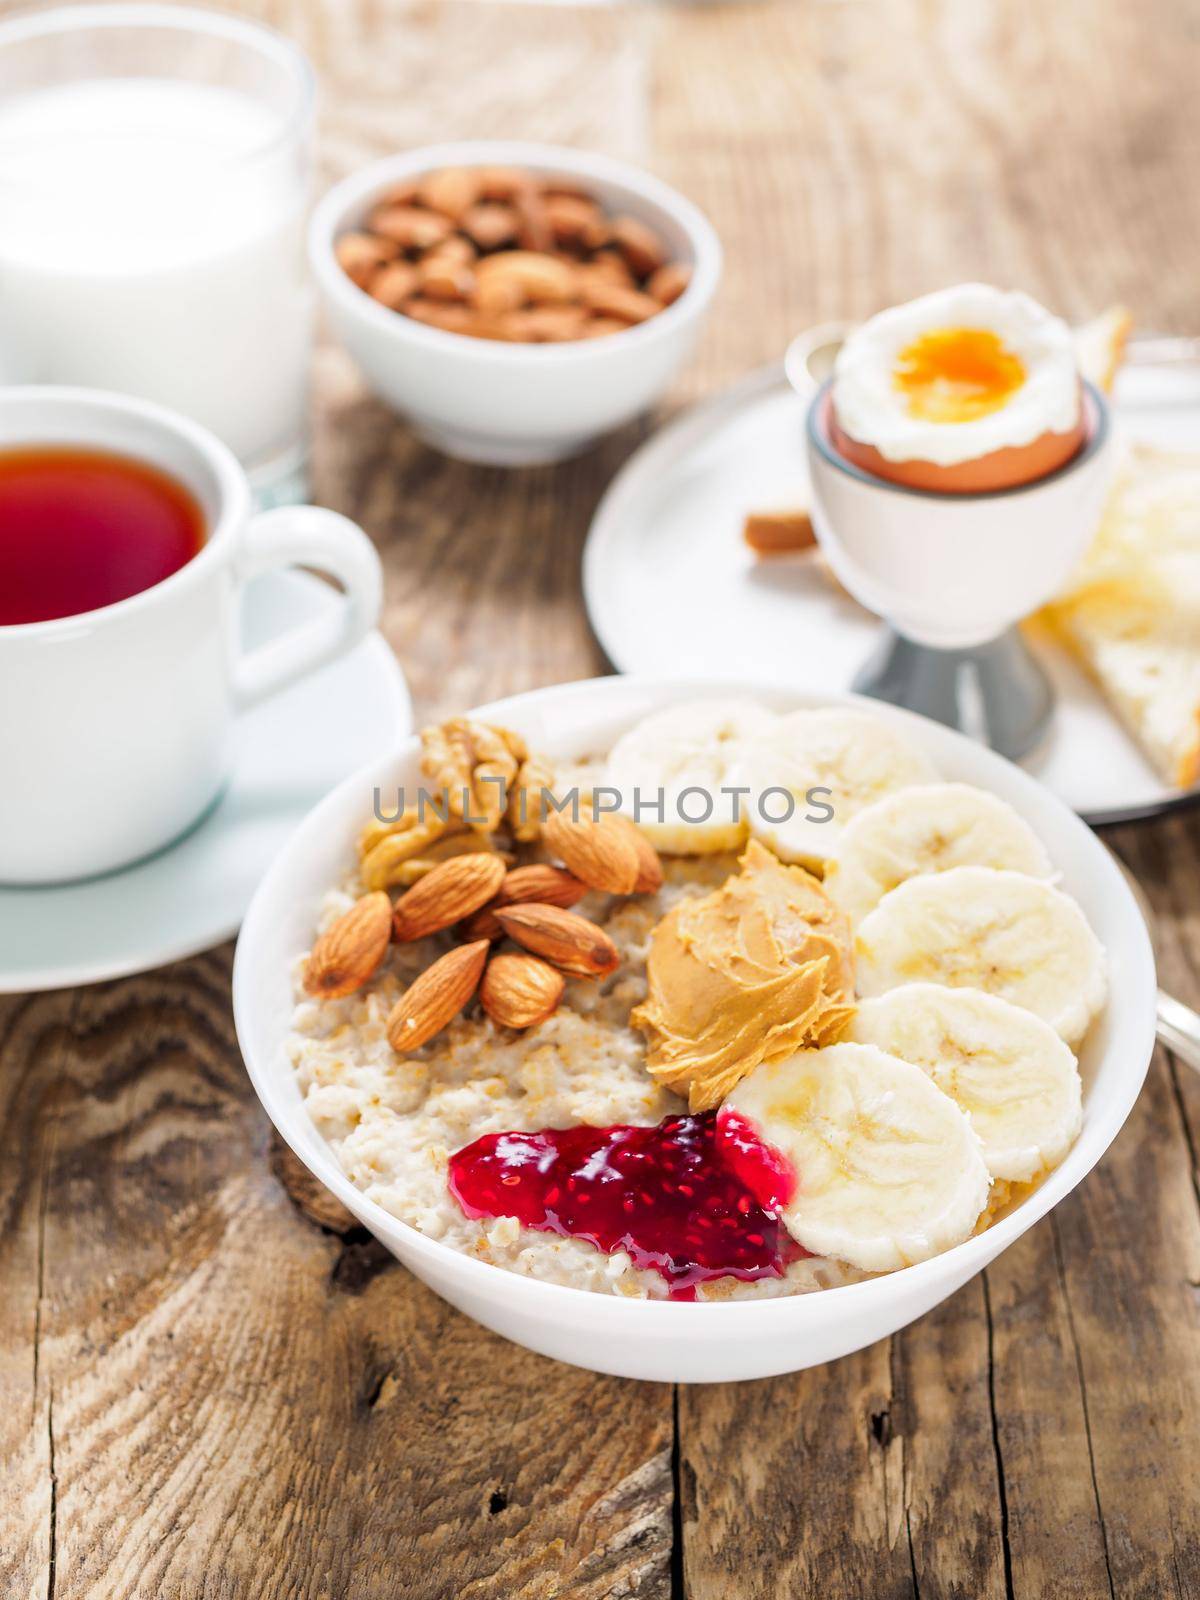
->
xmin=805 ymin=380 xmax=1112 ymax=650
xmin=802 ymin=379 xmax=1114 ymax=756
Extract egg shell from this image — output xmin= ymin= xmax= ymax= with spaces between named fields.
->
xmin=829 ymin=397 xmax=1087 ymax=494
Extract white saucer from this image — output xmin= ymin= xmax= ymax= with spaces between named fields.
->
xmin=584 ymin=355 xmax=1200 ymax=825
xmin=0 ymin=570 xmax=411 ymax=993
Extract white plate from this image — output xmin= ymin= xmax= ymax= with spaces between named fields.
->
xmin=0 ymin=570 xmax=410 ymax=993
xmin=583 ymin=358 xmax=1200 ymax=824
xmin=233 ymin=676 xmax=1155 ymax=1383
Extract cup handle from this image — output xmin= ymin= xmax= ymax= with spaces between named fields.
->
xmin=231 ymin=506 xmax=383 ymax=710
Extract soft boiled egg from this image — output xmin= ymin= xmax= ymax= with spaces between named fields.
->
xmin=830 ymin=284 xmax=1085 ymax=494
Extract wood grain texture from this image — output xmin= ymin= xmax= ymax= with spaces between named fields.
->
xmin=0 ymin=958 xmax=672 ymax=1600
xmin=4 ymin=0 xmax=1200 ymax=1595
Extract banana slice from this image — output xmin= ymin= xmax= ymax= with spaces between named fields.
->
xmin=855 ymin=866 xmax=1107 ymax=1047
xmin=847 ymin=985 xmax=1082 ymax=1182
xmin=722 ymin=1041 xmax=990 ymax=1272
xmin=825 ymin=782 xmax=1054 ymax=925
xmin=728 ymin=709 xmax=938 ymax=869
xmin=604 ymin=698 xmax=779 ymax=854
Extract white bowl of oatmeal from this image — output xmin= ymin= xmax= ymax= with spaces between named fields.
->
xmin=233 ymin=677 xmax=1155 ymax=1383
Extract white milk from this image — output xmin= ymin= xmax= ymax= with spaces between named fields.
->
xmin=0 ymin=78 xmax=312 ymax=473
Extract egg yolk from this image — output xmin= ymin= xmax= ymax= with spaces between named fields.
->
xmin=893 ymin=327 xmax=1026 ymax=424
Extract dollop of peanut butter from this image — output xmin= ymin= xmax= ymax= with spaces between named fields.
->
xmin=631 ymin=841 xmax=855 ymax=1111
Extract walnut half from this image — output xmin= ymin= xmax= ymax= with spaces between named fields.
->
xmin=419 ymin=717 xmax=558 ymax=841
xmin=420 ymin=717 xmax=527 ymax=834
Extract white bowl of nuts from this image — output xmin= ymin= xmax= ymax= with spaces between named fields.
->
xmin=309 ymin=140 xmax=722 ymax=465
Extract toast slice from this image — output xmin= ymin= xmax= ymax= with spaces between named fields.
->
xmin=1073 ymin=305 xmax=1133 ymax=395
xmin=1045 ymin=445 xmax=1200 ymax=788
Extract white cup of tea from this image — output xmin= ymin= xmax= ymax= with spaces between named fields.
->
xmin=0 ymin=386 xmax=383 ymax=885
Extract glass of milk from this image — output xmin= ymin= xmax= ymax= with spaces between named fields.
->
xmin=0 ymin=5 xmax=315 ymax=501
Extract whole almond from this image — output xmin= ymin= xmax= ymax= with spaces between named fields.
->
xmin=418 ymin=257 xmax=475 ymax=302
xmin=481 ymin=952 xmax=565 ymax=1029
xmin=647 ymin=262 xmax=692 ymax=307
xmin=575 ymin=263 xmax=631 ymax=298
xmin=494 ymin=904 xmax=619 ymax=977
xmin=304 ymin=892 xmax=393 ymax=999
xmin=369 ymin=204 xmax=452 ymax=252
xmin=579 ymin=280 xmax=661 ymax=324
xmin=475 ymin=250 xmax=577 ymax=306
xmin=541 ymin=179 xmax=596 ymax=203
xmin=545 ymin=194 xmax=609 ymax=251
xmin=387 ymin=940 xmax=489 ymax=1052
xmin=392 ymin=853 xmax=507 ymax=942
xmin=503 ymin=862 xmax=591 ymax=908
xmin=424 ymin=234 xmax=477 ymax=267
xmin=610 ymin=215 xmax=668 ymax=277
xmin=542 ymin=809 xmax=640 ymax=894
xmin=462 ymin=863 xmax=588 ymax=941
xmin=580 ymin=316 xmax=633 ymax=339
xmin=462 ymin=202 xmax=519 ymax=252
xmin=369 ymin=260 xmax=420 ymax=310
xmin=589 ymin=249 xmax=636 ymax=285
xmin=494 ymin=305 xmax=586 ymax=343
xmin=404 ymin=297 xmax=478 ymax=335
xmin=472 ymin=272 xmax=526 ymax=319
xmin=477 ymin=166 xmax=528 ymax=201
xmin=607 ymin=815 xmax=664 ymax=893
xmin=377 ymin=178 xmax=419 ymax=209
xmin=417 ymin=166 xmax=480 ymax=221
xmin=336 ymin=232 xmax=397 ymax=288
xmin=513 ymin=185 xmax=553 ymax=252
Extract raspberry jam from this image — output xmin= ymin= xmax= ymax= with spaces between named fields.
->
xmin=448 ymin=1111 xmax=800 ymax=1297
xmin=713 ymin=1109 xmax=798 ymax=1213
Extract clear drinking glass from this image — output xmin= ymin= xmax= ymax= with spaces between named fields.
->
xmin=0 ymin=5 xmax=315 ymax=502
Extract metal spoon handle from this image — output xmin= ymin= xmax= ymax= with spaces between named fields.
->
xmin=1157 ymin=989 xmax=1200 ymax=1074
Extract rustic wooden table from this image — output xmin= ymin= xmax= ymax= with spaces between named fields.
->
xmin=5 ymin=0 xmax=1200 ymax=1594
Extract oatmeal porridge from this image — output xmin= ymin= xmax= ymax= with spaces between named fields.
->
xmin=291 ymin=857 xmax=864 ymax=1299
xmin=287 ymin=700 xmax=1104 ymax=1300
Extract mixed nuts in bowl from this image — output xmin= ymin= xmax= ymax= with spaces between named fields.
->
xmin=334 ymin=161 xmax=693 ymax=344
xmin=309 ymin=140 xmax=722 ymax=465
